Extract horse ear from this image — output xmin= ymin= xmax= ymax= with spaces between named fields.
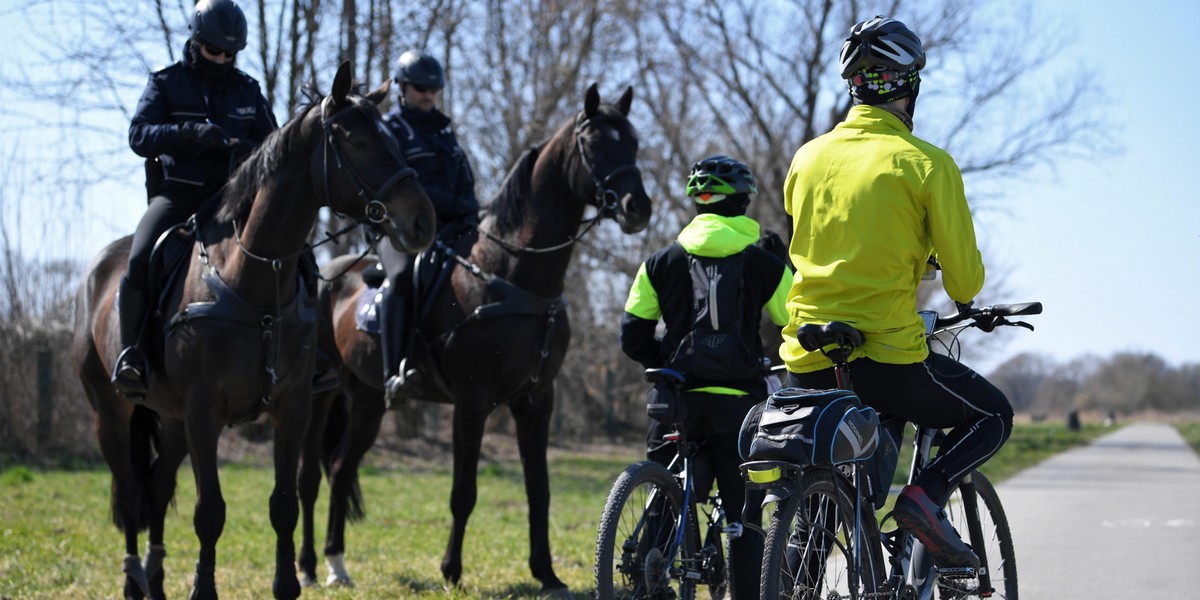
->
xmin=617 ymin=86 xmax=634 ymax=116
xmin=332 ymin=61 xmax=352 ymax=104
xmin=366 ymin=78 xmax=391 ymax=106
xmin=584 ymin=82 xmax=600 ymax=117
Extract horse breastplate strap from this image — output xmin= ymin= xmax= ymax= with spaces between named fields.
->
xmin=166 ymin=270 xmax=319 ymax=332
xmin=440 ymin=276 xmax=564 ymax=348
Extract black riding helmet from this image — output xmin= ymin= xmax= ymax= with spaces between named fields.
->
xmin=839 ymin=16 xmax=925 ymax=79
xmin=189 ymin=0 xmax=248 ymax=54
xmin=394 ymin=50 xmax=445 ymax=90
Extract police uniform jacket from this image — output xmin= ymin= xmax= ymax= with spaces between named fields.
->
xmin=129 ymin=44 xmax=276 ymax=196
xmin=384 ymin=105 xmax=479 ymax=224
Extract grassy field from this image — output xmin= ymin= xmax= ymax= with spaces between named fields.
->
xmin=0 ymin=422 xmax=1115 ymax=599
xmin=1175 ymin=421 xmax=1200 ymax=455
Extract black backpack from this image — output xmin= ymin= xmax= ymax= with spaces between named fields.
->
xmin=667 ymin=249 xmax=760 ymax=382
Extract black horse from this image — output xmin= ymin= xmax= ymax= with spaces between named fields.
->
xmin=72 ymin=62 xmax=435 ymax=600
xmin=298 ymin=83 xmax=652 ymax=596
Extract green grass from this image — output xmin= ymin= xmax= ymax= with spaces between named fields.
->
xmin=1174 ymin=421 xmax=1200 ymax=456
xmin=0 ymin=422 xmax=1110 ymax=599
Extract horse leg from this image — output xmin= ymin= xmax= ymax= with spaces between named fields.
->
xmin=144 ymin=418 xmax=189 ymax=600
xmin=297 ymin=387 xmax=337 ymax=587
xmin=269 ymin=396 xmax=311 ymax=600
xmin=323 ymin=383 xmax=387 ymax=587
xmin=89 ymin=385 xmax=151 ymax=600
xmin=511 ymin=389 xmax=570 ymax=597
xmin=184 ymin=409 xmax=225 ymax=600
xmin=441 ymin=403 xmax=488 ymax=586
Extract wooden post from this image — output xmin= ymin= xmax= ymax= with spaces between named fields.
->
xmin=37 ymin=348 xmax=53 ymax=449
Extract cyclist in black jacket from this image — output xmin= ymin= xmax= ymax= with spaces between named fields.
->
xmin=112 ymin=0 xmax=276 ymax=394
xmin=620 ymin=156 xmax=791 ymax=599
xmin=379 ymin=50 xmax=479 ymax=402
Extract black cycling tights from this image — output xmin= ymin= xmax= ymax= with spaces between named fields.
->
xmin=788 ymin=353 xmax=1013 ymax=505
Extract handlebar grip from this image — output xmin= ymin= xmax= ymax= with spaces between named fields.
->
xmin=645 ymin=368 xmax=686 ymax=385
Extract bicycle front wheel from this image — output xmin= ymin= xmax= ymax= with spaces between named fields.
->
xmin=595 ymin=460 xmax=697 ymax=600
xmin=939 ymin=470 xmax=1017 ymax=599
xmin=761 ymin=468 xmax=885 ymax=599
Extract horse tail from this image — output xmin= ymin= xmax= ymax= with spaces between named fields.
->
xmin=111 ymin=405 xmax=159 ymax=531
xmin=322 ymin=393 xmax=367 ymax=521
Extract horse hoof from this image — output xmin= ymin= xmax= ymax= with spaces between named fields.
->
xmin=324 ymin=554 xmax=354 ymax=587
xmin=538 ymin=586 xmax=574 ymax=600
xmin=122 ymin=555 xmax=151 ymax=597
xmin=324 ymin=574 xmax=355 ymax=588
xmin=299 ymin=574 xmax=318 ymax=587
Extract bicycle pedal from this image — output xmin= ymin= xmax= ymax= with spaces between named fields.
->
xmin=937 ymin=566 xmax=977 ymax=579
xmin=722 ymin=522 xmax=743 ymax=539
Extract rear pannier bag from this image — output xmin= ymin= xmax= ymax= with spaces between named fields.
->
xmin=740 ymin=387 xmax=880 ymax=466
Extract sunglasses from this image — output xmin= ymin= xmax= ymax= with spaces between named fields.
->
xmin=410 ymin=84 xmax=442 ymax=94
xmin=200 ymin=42 xmax=236 ymax=59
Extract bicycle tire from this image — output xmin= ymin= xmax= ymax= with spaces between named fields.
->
xmin=939 ymin=470 xmax=1018 ymax=599
xmin=699 ymin=502 xmax=728 ymax=600
xmin=760 ymin=468 xmax=885 ymax=599
xmin=595 ymin=460 xmax=698 ymax=600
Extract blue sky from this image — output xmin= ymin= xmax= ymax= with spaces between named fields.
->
xmin=3 ymin=1 xmax=1198 ymax=374
xmin=970 ymin=0 xmax=1200 ymax=372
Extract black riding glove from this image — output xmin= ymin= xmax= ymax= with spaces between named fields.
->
xmin=181 ymin=122 xmax=229 ymax=149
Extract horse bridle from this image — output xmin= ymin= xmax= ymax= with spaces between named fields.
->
xmin=480 ymin=112 xmax=641 ymax=255
xmin=574 ymin=111 xmax=641 ymax=218
xmin=320 ymin=96 xmax=417 ymax=227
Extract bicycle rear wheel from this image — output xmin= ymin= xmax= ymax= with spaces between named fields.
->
xmin=595 ymin=460 xmax=697 ymax=600
xmin=760 ymin=468 xmax=885 ymax=599
xmin=939 ymin=471 xmax=1017 ymax=599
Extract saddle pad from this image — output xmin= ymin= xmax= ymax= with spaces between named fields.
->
xmin=354 ymin=281 xmax=386 ymax=335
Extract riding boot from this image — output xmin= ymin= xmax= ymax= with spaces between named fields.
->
xmin=381 ymin=280 xmax=422 ymax=403
xmin=111 ymin=276 xmax=150 ymax=395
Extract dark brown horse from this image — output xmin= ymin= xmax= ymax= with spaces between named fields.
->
xmin=72 ymin=62 xmax=435 ymax=600
xmin=297 ymin=84 xmax=651 ymax=596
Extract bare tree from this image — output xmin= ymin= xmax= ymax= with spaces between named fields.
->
xmin=2 ymin=0 xmax=1115 ymax=443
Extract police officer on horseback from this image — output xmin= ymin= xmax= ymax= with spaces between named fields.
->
xmin=111 ymin=0 xmax=276 ymax=394
xmin=379 ymin=49 xmax=479 ymax=402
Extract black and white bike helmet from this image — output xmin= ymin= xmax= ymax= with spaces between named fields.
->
xmin=839 ymin=16 xmax=925 ymax=79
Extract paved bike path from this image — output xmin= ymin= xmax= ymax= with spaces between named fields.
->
xmin=997 ymin=422 xmax=1200 ymax=598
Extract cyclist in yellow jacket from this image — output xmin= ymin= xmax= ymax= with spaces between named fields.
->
xmin=781 ymin=16 xmax=1013 ymax=569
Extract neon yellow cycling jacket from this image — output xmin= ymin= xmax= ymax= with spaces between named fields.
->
xmin=781 ymin=105 xmax=984 ymax=372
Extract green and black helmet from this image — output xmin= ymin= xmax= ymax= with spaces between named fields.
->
xmin=189 ymin=0 xmax=248 ymax=54
xmin=685 ymin=155 xmax=757 ymax=205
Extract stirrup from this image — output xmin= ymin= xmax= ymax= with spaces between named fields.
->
xmin=111 ymin=347 xmax=149 ymax=395
xmin=384 ymin=361 xmax=424 ymax=406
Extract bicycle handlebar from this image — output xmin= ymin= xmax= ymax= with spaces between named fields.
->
xmin=935 ymin=301 xmax=1042 ymax=332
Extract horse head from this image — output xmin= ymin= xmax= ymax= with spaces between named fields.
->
xmin=312 ymin=62 xmax=436 ymax=253
xmin=574 ymin=83 xmax=652 ymax=234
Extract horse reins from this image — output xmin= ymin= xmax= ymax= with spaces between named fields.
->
xmin=478 ymin=112 xmax=640 ymax=255
xmin=211 ymin=96 xmax=419 ymax=405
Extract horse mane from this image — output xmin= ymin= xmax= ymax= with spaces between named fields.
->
xmin=216 ymin=83 xmax=373 ymax=224
xmin=215 ymin=102 xmax=313 ymax=224
xmin=485 ymin=145 xmax=541 ymax=234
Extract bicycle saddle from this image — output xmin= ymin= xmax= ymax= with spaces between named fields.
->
xmin=796 ymin=321 xmax=865 ymax=352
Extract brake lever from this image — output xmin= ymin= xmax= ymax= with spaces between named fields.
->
xmin=1012 ymin=320 xmax=1035 ymax=331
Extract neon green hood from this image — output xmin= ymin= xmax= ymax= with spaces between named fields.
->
xmin=676 ymin=213 xmax=761 ymax=257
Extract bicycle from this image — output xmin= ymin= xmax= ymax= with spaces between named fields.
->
xmin=594 ymin=368 xmax=740 ymax=599
xmin=741 ymin=301 xmax=1041 ymax=599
